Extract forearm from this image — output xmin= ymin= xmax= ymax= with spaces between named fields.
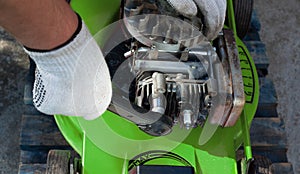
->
xmin=0 ymin=0 xmax=77 ymax=50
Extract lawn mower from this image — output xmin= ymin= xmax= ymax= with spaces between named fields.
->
xmin=51 ymin=0 xmax=261 ymax=173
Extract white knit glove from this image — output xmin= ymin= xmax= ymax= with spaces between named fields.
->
xmin=167 ymin=0 xmax=226 ymax=40
xmin=24 ymin=19 xmax=112 ymax=120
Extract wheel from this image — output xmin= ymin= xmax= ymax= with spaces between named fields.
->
xmin=248 ymin=155 xmax=272 ymax=174
xmin=233 ymin=0 xmax=254 ymax=39
xmin=46 ymin=150 xmax=71 ymax=174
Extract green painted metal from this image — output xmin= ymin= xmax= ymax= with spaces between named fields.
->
xmin=227 ymin=0 xmax=256 ymax=162
xmin=227 ymin=0 xmax=238 ymax=36
xmin=54 ymin=0 xmax=259 ymax=173
xmin=241 ymin=111 xmax=253 ymax=161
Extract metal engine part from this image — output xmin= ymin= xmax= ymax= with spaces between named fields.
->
xmin=130 ymin=46 xmax=217 ymax=131
xmin=107 ymin=0 xmax=245 ymax=136
xmin=123 ymin=0 xmax=205 ymax=51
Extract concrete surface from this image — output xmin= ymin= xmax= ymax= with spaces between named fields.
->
xmin=0 ymin=28 xmax=28 ymax=174
xmin=254 ymin=0 xmax=300 ymax=173
xmin=0 ymin=0 xmax=299 ymax=173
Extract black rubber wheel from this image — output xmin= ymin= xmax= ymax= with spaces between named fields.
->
xmin=46 ymin=150 xmax=71 ymax=174
xmin=248 ymin=156 xmax=272 ymax=174
xmin=233 ymin=0 xmax=254 ymax=39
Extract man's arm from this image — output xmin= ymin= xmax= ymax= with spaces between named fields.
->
xmin=0 ymin=0 xmax=77 ymax=50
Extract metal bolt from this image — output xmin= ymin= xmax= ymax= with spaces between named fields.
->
xmin=183 ymin=110 xmax=193 ymax=130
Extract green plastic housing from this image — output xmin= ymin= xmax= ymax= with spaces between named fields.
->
xmin=54 ymin=0 xmax=259 ymax=173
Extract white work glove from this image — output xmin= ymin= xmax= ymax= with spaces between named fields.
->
xmin=167 ymin=0 xmax=226 ymax=40
xmin=24 ymin=17 xmax=112 ymax=120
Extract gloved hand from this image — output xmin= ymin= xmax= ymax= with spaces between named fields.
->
xmin=24 ymin=15 xmax=112 ymax=120
xmin=166 ymin=0 xmax=227 ymax=40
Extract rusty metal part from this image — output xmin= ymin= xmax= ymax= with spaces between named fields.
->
xmin=209 ymin=29 xmax=245 ymax=127
xmin=223 ymin=29 xmax=245 ymax=127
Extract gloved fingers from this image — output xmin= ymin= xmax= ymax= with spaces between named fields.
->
xmin=194 ymin=0 xmax=227 ymax=40
xmin=24 ymin=18 xmax=112 ymax=119
xmin=165 ymin=0 xmax=198 ymax=17
xmin=215 ymin=0 xmax=227 ymax=32
xmin=165 ymin=0 xmax=226 ymax=40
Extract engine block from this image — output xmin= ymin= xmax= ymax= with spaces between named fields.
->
xmin=106 ymin=0 xmax=245 ymax=136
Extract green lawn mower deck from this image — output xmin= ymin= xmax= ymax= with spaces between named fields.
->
xmin=53 ymin=0 xmax=260 ymax=173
